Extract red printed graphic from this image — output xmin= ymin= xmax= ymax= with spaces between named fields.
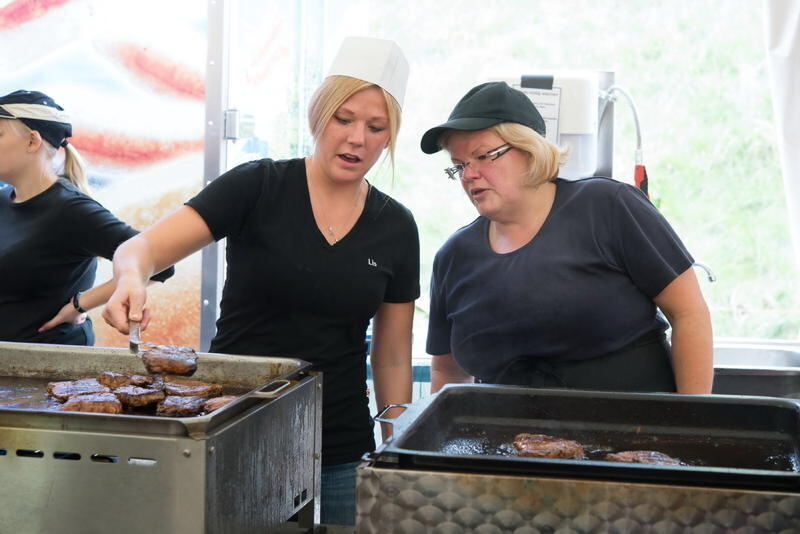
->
xmin=71 ymin=130 xmax=204 ymax=167
xmin=108 ymin=44 xmax=205 ymax=100
xmin=0 ymin=0 xmax=71 ymax=31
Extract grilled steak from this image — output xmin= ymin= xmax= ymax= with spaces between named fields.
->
xmin=604 ymin=450 xmax=682 ymax=465
xmin=98 ymin=371 xmax=154 ymax=389
xmin=162 ymin=377 xmax=223 ymax=398
xmin=47 ymin=379 xmax=111 ymax=402
xmin=156 ymin=395 xmax=206 ymax=417
xmin=141 ymin=345 xmax=198 ymax=376
xmin=113 ymin=385 xmax=166 ymax=408
xmin=203 ymin=395 xmax=238 ymax=413
xmin=513 ymin=433 xmax=585 ymax=459
xmin=60 ymin=392 xmax=122 ymax=414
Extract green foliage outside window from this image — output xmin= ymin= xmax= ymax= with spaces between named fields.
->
xmin=355 ymin=0 xmax=798 ymax=344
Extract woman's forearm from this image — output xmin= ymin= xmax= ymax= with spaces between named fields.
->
xmin=371 ymin=356 xmax=412 ymax=442
xmin=112 ymin=235 xmax=157 ymax=284
xmin=372 ymin=359 xmax=412 ymax=412
xmin=370 ymin=302 xmax=414 ymax=440
xmin=430 ymin=353 xmax=473 ymax=393
xmin=104 ymin=207 xmax=214 ymax=332
xmin=76 ymin=279 xmax=117 ymax=312
xmin=670 ymin=313 xmax=714 ymax=393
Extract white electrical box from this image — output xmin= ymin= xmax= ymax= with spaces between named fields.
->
xmin=495 ymin=72 xmax=604 ymax=179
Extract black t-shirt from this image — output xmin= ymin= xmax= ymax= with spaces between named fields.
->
xmin=0 ymin=179 xmax=174 ymax=344
xmin=186 ymin=157 xmax=420 ymax=465
xmin=427 ymin=177 xmax=694 ymax=382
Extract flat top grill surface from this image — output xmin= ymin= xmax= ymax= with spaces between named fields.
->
xmin=380 ymin=385 xmax=800 ymax=492
xmin=0 ymin=341 xmax=310 ymax=437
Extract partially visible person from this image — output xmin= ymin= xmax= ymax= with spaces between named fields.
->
xmin=421 ymin=81 xmax=713 ymax=395
xmin=102 ymin=37 xmax=419 ymax=526
xmin=0 ymin=90 xmax=174 ymax=345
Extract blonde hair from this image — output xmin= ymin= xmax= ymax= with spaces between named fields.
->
xmin=308 ymin=75 xmax=401 ymax=171
xmin=5 ymin=118 xmax=90 ymax=195
xmin=441 ymin=123 xmax=568 ymax=187
xmin=61 ymin=143 xmax=90 ymax=195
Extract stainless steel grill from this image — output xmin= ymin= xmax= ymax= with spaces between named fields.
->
xmin=0 ymin=341 xmax=322 ymax=534
xmin=357 ymin=384 xmax=800 ymax=533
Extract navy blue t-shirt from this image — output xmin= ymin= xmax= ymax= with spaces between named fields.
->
xmin=426 ymin=177 xmax=694 ymax=381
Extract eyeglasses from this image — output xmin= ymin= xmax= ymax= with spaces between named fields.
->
xmin=444 ymin=144 xmax=513 ymax=180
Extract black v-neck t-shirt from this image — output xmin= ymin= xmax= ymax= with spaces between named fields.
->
xmin=187 ymin=158 xmax=420 ymax=464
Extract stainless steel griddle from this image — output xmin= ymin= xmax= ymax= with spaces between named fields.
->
xmin=0 ymin=341 xmax=323 ymax=534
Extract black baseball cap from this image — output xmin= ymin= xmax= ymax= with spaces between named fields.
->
xmin=0 ymin=90 xmax=72 ymax=148
xmin=420 ymin=81 xmax=546 ymax=154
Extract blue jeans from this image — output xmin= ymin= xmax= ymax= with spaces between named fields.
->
xmin=320 ymin=461 xmax=359 ymax=526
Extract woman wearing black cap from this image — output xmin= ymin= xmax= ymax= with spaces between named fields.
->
xmin=421 ymin=81 xmax=713 ymax=394
xmin=0 ymin=89 xmax=174 ymax=345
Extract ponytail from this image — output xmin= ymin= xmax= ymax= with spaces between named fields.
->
xmin=62 ymin=142 xmax=91 ymax=196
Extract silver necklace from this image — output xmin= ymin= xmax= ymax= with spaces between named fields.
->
xmin=314 ymin=181 xmax=367 ymax=245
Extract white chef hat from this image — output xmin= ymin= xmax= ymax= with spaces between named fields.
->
xmin=326 ymin=36 xmax=409 ymax=108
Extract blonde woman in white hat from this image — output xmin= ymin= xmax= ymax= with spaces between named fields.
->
xmin=103 ymin=37 xmax=418 ymax=525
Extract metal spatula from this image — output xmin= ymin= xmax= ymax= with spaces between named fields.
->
xmin=129 ymin=320 xmax=142 ymax=354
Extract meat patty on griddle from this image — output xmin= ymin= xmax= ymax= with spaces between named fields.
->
xmin=141 ymin=345 xmax=198 ymax=376
xmin=47 ymin=379 xmax=111 ymax=402
xmin=162 ymin=377 xmax=223 ymax=397
xmin=604 ymin=450 xmax=682 ymax=465
xmin=113 ymin=385 xmax=166 ymax=408
xmin=203 ymin=395 xmax=238 ymax=413
xmin=60 ymin=392 xmax=122 ymax=414
xmin=98 ymin=371 xmax=154 ymax=389
xmin=512 ymin=433 xmax=585 ymax=459
xmin=156 ymin=395 xmax=206 ymax=417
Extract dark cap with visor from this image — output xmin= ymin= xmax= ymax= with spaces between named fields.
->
xmin=420 ymin=81 xmax=546 ymax=154
xmin=0 ymin=90 xmax=72 ymax=148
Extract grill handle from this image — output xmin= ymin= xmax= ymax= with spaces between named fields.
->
xmin=374 ymin=403 xmax=410 ymax=425
xmin=250 ymin=379 xmax=292 ymax=399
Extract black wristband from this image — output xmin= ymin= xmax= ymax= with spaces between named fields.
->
xmin=72 ymin=291 xmax=86 ymax=313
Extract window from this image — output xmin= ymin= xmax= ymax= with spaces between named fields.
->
xmin=314 ymin=0 xmax=798 ymax=351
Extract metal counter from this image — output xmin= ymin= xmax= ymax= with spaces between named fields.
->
xmin=714 ymin=341 xmax=800 ymax=398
